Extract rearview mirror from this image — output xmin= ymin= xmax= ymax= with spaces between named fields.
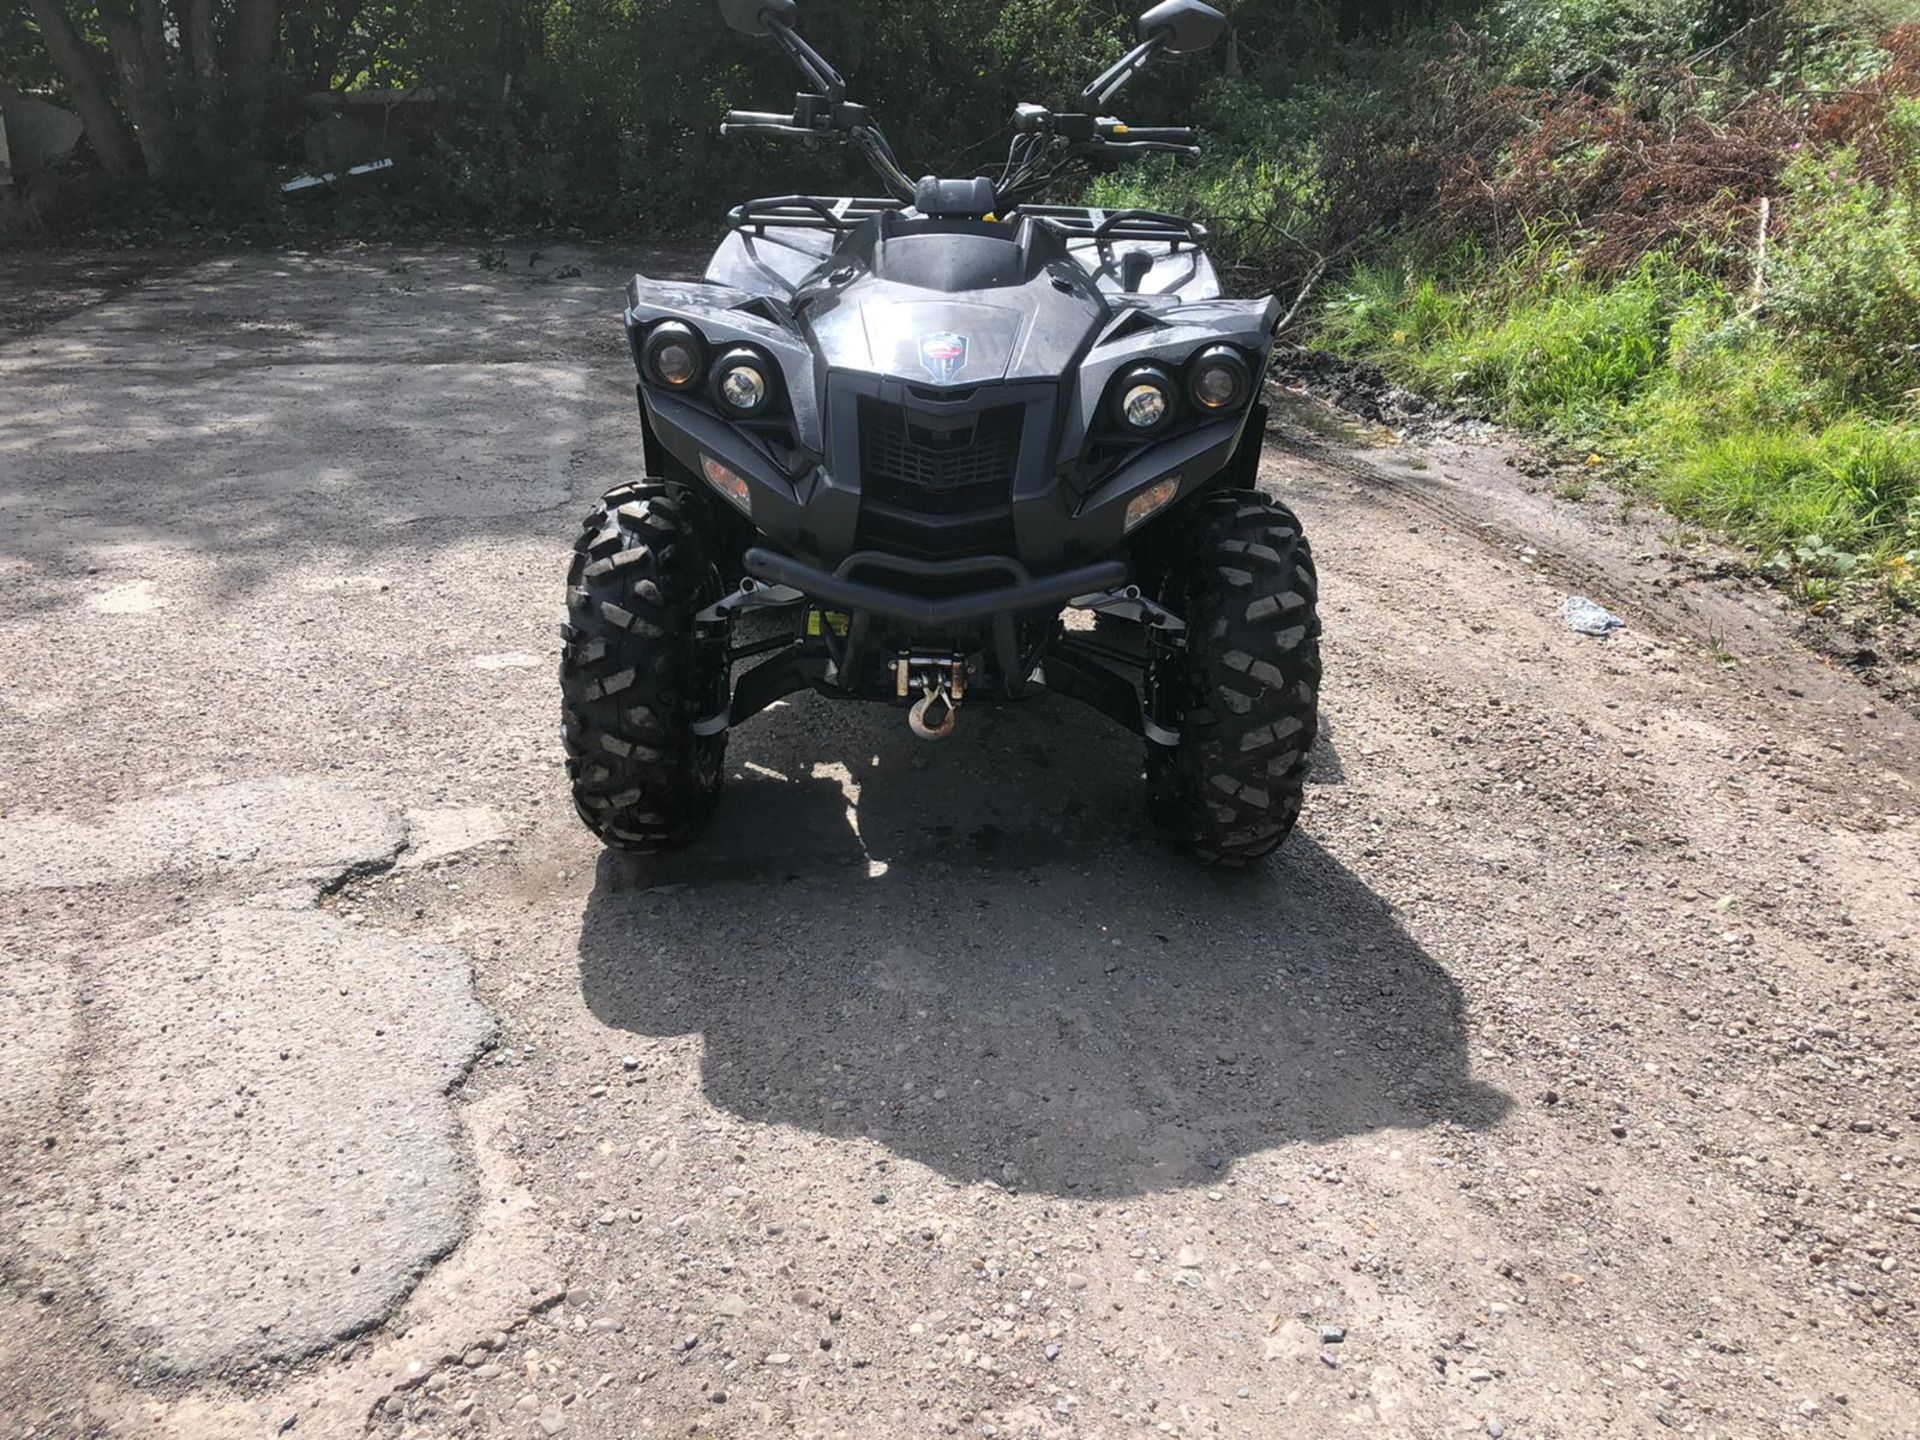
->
xmin=721 ymin=0 xmax=796 ymax=36
xmin=1138 ymin=0 xmax=1226 ymax=52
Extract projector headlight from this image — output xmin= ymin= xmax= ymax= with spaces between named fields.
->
xmin=1189 ymin=345 xmax=1250 ymax=411
xmin=643 ymin=321 xmax=704 ymax=389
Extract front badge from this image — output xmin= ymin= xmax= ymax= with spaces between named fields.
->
xmin=918 ymin=331 xmax=969 ymax=385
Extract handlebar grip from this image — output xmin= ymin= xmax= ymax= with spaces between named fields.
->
xmin=723 ymin=110 xmax=797 ymax=126
xmin=720 ymin=122 xmax=812 ymax=140
xmin=1112 ymin=125 xmax=1195 ymax=142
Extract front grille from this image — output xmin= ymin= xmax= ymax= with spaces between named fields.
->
xmin=856 ymin=398 xmax=1022 ymax=560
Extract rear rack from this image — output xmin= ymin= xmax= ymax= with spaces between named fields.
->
xmin=727 ymin=195 xmax=906 ymax=234
xmin=1013 ymin=206 xmax=1208 ymax=250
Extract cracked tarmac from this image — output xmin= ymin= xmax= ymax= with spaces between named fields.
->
xmin=3 ymin=245 xmax=1918 ymax=1438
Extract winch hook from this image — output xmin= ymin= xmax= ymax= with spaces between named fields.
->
xmin=908 ymin=682 xmax=958 ymax=741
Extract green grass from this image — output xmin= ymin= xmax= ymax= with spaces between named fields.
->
xmin=1318 ymin=250 xmax=1688 ymax=435
xmin=1313 ymin=246 xmax=1920 ymax=609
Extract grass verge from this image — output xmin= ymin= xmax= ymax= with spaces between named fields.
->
xmin=1313 ymin=234 xmax=1920 ymax=613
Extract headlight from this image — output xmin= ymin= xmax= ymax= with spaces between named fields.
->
xmin=711 ymin=347 xmax=775 ymax=417
xmin=643 ymin=321 xmax=704 ymax=389
xmin=1189 ymin=346 xmax=1250 ymax=411
xmin=1111 ymin=365 xmax=1175 ymax=432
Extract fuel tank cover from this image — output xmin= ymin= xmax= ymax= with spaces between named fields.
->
xmin=874 ymin=232 xmax=1025 ymax=291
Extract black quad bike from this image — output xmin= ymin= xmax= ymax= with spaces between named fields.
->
xmin=562 ymin=0 xmax=1321 ymax=865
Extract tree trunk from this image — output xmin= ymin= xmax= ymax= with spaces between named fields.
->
xmin=183 ymin=0 xmax=219 ymax=90
xmin=134 ymin=0 xmax=169 ymax=85
xmin=177 ymin=0 xmax=220 ymax=159
xmin=22 ymin=0 xmax=141 ymax=178
xmin=230 ymin=0 xmax=282 ymax=91
xmin=227 ymin=0 xmax=281 ymax=152
xmin=98 ymin=0 xmax=177 ymax=176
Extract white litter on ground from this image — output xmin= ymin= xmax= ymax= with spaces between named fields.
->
xmin=1561 ymin=594 xmax=1625 ymax=635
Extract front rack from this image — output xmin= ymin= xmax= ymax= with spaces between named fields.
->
xmin=1013 ymin=206 xmax=1209 ymax=250
xmin=727 ymin=195 xmax=906 ymax=234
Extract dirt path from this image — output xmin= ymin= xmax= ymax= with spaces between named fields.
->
xmin=1 ymin=246 xmax=1916 ymax=1440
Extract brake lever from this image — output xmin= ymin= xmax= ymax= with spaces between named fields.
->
xmin=1098 ymin=140 xmax=1201 ymax=157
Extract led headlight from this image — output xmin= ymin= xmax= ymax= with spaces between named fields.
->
xmin=711 ymin=347 xmax=774 ymax=416
xmin=643 ymin=321 xmax=704 ymax=389
xmin=1111 ymin=365 xmax=1175 ymax=432
xmin=1189 ymin=346 xmax=1250 ymax=411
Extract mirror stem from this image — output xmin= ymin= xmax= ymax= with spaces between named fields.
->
xmin=1081 ymin=31 xmax=1169 ymax=107
xmin=766 ymin=15 xmax=847 ymax=100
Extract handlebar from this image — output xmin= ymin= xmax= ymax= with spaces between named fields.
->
xmin=719 ymin=100 xmax=915 ymax=201
xmin=1109 ymin=125 xmax=1194 ymax=144
xmin=720 ymin=97 xmax=1200 ymax=209
xmin=724 ymin=13 xmax=1205 ymax=213
xmin=1104 ymin=140 xmax=1200 ymax=157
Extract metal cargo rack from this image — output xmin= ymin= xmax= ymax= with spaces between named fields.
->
xmin=1012 ymin=205 xmax=1209 ymax=249
xmin=726 ymin=195 xmax=906 ymax=234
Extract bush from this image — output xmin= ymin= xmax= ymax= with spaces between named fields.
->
xmin=1765 ymin=102 xmax=1920 ymax=409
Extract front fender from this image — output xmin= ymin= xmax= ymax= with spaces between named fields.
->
xmin=625 ymin=275 xmax=826 ymax=456
xmin=1072 ymin=411 xmax=1248 ymax=553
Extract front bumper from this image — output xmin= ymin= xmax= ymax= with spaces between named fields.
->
xmin=742 ymin=547 xmax=1128 ymax=628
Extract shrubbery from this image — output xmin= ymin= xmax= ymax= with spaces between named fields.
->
xmin=1248 ymin=3 xmax=1920 ymax=610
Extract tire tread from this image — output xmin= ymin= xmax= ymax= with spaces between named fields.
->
xmin=1148 ymin=490 xmax=1322 ymax=866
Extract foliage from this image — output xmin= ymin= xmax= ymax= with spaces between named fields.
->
xmin=1765 ymin=103 xmax=1920 ymax=409
xmin=1318 ymin=233 xmax=1920 ymax=604
xmin=1274 ymin=1 xmax=1920 ymax=609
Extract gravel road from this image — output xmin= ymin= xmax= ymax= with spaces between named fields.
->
xmin=1 ymin=245 xmax=1917 ymax=1439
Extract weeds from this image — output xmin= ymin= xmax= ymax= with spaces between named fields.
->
xmin=1307 ymin=13 xmax=1920 ymax=614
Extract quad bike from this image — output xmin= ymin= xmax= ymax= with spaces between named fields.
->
xmin=562 ymin=0 xmax=1321 ymax=865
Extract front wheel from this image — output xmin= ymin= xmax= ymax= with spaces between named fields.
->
xmin=561 ymin=483 xmax=728 ymax=851
xmin=1147 ymin=491 xmax=1322 ymax=866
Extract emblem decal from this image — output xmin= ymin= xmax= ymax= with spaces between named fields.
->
xmin=918 ymin=331 xmax=969 ymax=385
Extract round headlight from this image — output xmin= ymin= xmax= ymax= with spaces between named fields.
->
xmin=1189 ymin=347 xmax=1250 ymax=410
xmin=717 ymin=361 xmax=768 ymax=414
xmin=1123 ymin=383 xmax=1169 ymax=429
xmin=644 ymin=322 xmax=703 ymax=389
xmin=709 ymin=347 xmax=776 ymax=416
xmin=1111 ymin=366 xmax=1175 ymax=432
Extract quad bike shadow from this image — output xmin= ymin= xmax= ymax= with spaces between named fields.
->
xmin=576 ymin=694 xmax=1508 ymax=1199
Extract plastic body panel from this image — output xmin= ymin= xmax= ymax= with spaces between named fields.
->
xmin=624 ymin=198 xmax=1278 ymax=583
